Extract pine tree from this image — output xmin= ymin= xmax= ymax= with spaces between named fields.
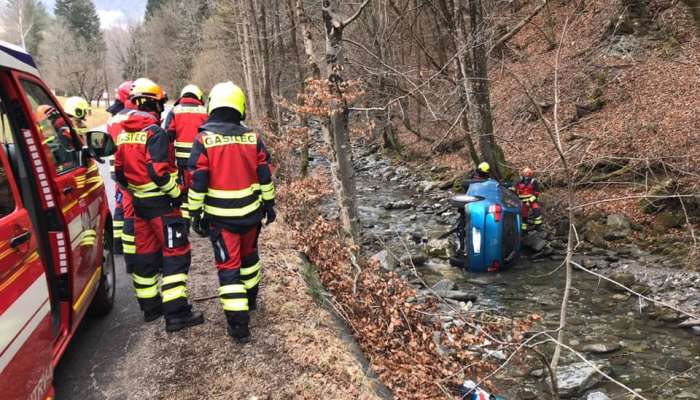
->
xmin=145 ymin=0 xmax=169 ymax=19
xmin=54 ymin=0 xmax=103 ymax=46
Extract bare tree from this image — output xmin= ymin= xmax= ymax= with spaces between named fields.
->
xmin=321 ymin=0 xmax=371 ymax=245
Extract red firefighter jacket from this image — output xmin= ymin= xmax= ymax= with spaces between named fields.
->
xmin=114 ymin=110 xmax=180 ymax=218
xmin=188 ymin=121 xmax=275 ymax=231
xmin=106 ymin=108 xmax=134 ymax=178
xmin=514 ymin=178 xmax=541 ymax=203
xmin=164 ymin=97 xmax=208 ymax=167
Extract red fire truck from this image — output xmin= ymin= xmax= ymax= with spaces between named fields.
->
xmin=0 ymin=40 xmax=116 ymax=399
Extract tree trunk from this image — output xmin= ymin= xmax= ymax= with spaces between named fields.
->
xmin=257 ymin=0 xmax=277 ymax=131
xmin=239 ymin=10 xmax=258 ymax=119
xmin=322 ymin=0 xmax=368 ymax=245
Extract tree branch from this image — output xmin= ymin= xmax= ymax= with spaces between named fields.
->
xmin=490 ymin=1 xmax=549 ymax=53
xmin=342 ymin=0 xmax=372 ymax=27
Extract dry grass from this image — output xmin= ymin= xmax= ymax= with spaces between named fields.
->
xmin=105 ymin=222 xmax=381 ymax=400
xmin=56 ymin=96 xmax=111 ymax=129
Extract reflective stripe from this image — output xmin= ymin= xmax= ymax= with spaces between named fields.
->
xmin=189 ymin=191 xmax=205 ymax=201
xmin=123 ymin=244 xmax=136 ymax=254
xmin=220 ymin=298 xmax=248 ymax=311
xmin=162 ymin=273 xmax=188 ymax=285
xmin=174 ymin=141 xmax=194 ymax=148
xmin=205 ymin=200 xmax=261 ymax=217
xmin=133 ymin=191 xmax=166 ymax=199
xmin=113 ymin=221 xmax=125 ymax=227
xmin=173 ymin=106 xmax=206 ymax=114
xmin=175 ymin=151 xmax=191 ymax=159
xmin=162 ymin=286 xmax=187 ymax=303
xmin=207 ymin=184 xmax=260 ymax=199
xmin=219 ymin=284 xmax=246 ymax=295
xmin=121 ymin=233 xmax=135 ymax=242
xmin=242 ymin=271 xmax=261 ymax=289
xmin=135 ymin=286 xmax=159 ymax=299
xmin=260 ymin=183 xmax=275 ymax=201
xmin=129 ymin=182 xmax=158 ymax=192
xmin=182 ymin=209 xmax=190 ymax=219
xmin=133 ymin=273 xmax=158 ymax=286
xmin=240 ymin=262 xmax=261 ymax=276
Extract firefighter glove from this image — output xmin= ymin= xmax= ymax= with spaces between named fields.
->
xmin=263 ymin=203 xmax=276 ymax=225
xmin=192 ymin=212 xmax=210 ymax=237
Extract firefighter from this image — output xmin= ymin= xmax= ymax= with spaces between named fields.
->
xmin=107 ymin=81 xmax=135 ymax=115
xmin=114 ymin=78 xmax=204 ymax=331
xmin=188 ymin=81 xmax=276 ymax=344
xmin=472 ymin=162 xmax=492 ymax=180
xmin=514 ymin=167 xmax=543 ymax=232
xmin=163 ymin=84 xmax=208 ymax=220
xmin=64 ymin=96 xmax=90 ymax=136
xmin=106 ymin=81 xmax=134 ymax=255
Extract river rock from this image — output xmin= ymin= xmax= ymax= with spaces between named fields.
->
xmin=605 ymin=272 xmax=635 ymax=292
xmin=585 ymin=390 xmax=611 ymax=400
xmin=370 ymin=250 xmax=397 ymax=271
xmin=384 ymin=200 xmax=414 ymax=210
xmin=657 ymin=357 xmax=691 ymax=373
xmin=692 ymin=326 xmax=700 ymax=336
xmin=523 ymin=233 xmax=547 ymax=252
xmin=431 ymin=278 xmax=457 ymax=291
xmin=604 ymin=214 xmax=631 ymax=240
xmin=431 ymin=289 xmax=477 ymax=302
xmin=399 ymin=254 xmax=427 ymax=267
xmin=548 ymin=361 xmax=609 ymax=397
xmin=676 ymin=391 xmax=699 ymax=400
xmin=581 ymin=342 xmax=621 ymax=354
xmin=425 ymin=237 xmax=451 ymax=259
xmin=583 ymin=221 xmax=608 ymax=248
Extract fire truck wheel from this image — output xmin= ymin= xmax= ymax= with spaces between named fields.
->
xmin=89 ymin=222 xmax=116 ymax=317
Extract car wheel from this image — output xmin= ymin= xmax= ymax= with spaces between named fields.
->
xmin=89 ymin=223 xmax=116 ymax=317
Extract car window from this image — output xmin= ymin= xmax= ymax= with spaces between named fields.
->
xmin=20 ymin=80 xmax=79 ymax=174
xmin=499 ymin=185 xmax=521 ymax=208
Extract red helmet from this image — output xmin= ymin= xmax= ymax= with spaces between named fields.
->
xmin=522 ymin=167 xmax=534 ymax=178
xmin=117 ymin=81 xmax=134 ymax=106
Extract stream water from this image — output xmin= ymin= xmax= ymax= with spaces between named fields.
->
xmin=346 ymin=146 xmax=699 ymax=399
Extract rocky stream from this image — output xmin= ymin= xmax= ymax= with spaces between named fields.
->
xmin=315 ymin=141 xmax=700 ymax=399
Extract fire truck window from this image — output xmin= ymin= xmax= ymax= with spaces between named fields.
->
xmin=20 ymin=80 xmax=79 ymax=175
xmin=0 ymin=162 xmax=15 ymax=218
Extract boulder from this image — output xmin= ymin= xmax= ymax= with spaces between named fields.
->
xmin=581 ymin=342 xmax=621 ymax=354
xmin=657 ymin=357 xmax=691 ymax=373
xmin=523 ymin=232 xmax=547 ymax=252
xmin=431 ymin=278 xmax=457 ymax=291
xmin=399 ymin=254 xmax=427 ymax=267
xmin=585 ymin=391 xmax=611 ymax=400
xmin=605 ymin=272 xmax=636 ymax=292
xmin=384 ymin=200 xmax=414 ymax=210
xmin=639 ymin=179 xmax=674 ymax=214
xmin=425 ymin=237 xmax=451 ymax=259
xmin=431 ymin=289 xmax=477 ymax=302
xmin=370 ymin=250 xmax=397 ymax=271
xmin=604 ymin=214 xmax=631 ymax=240
xmin=583 ymin=221 xmax=608 ymax=248
xmin=548 ymin=361 xmax=609 ymax=397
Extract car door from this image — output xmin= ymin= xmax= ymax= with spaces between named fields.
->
xmin=0 ymin=104 xmax=54 ymax=400
xmin=11 ymin=73 xmax=99 ymax=322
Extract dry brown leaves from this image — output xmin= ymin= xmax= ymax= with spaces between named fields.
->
xmin=278 ymin=175 xmax=536 ymax=399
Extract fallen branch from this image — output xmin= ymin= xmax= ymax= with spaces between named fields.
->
xmin=489 ymin=1 xmax=549 ymax=53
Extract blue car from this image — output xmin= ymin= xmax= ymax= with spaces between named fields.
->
xmin=449 ymin=179 xmax=522 ymax=272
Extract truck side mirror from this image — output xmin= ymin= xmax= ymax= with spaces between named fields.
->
xmin=85 ymin=130 xmax=115 ymax=163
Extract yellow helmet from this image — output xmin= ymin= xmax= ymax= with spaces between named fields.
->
xmin=65 ymin=96 xmax=90 ymax=120
xmin=478 ymin=162 xmax=491 ymax=173
xmin=130 ymin=78 xmax=166 ymax=102
xmin=207 ymin=81 xmax=246 ymax=118
xmin=180 ymin=84 xmax=203 ymax=101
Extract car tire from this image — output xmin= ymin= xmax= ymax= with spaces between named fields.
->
xmin=89 ymin=221 xmax=116 ymax=317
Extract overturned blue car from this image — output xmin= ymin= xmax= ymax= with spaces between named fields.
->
xmin=449 ymin=179 xmax=523 ymax=272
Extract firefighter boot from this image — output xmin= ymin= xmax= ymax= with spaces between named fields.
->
xmin=144 ymin=305 xmax=163 ymax=322
xmin=247 ymin=286 xmax=259 ymax=311
xmin=227 ymin=313 xmax=251 ymax=344
xmin=165 ymin=309 xmax=205 ymax=332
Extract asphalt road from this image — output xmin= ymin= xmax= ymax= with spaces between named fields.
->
xmin=54 ymin=136 xmax=140 ymax=400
